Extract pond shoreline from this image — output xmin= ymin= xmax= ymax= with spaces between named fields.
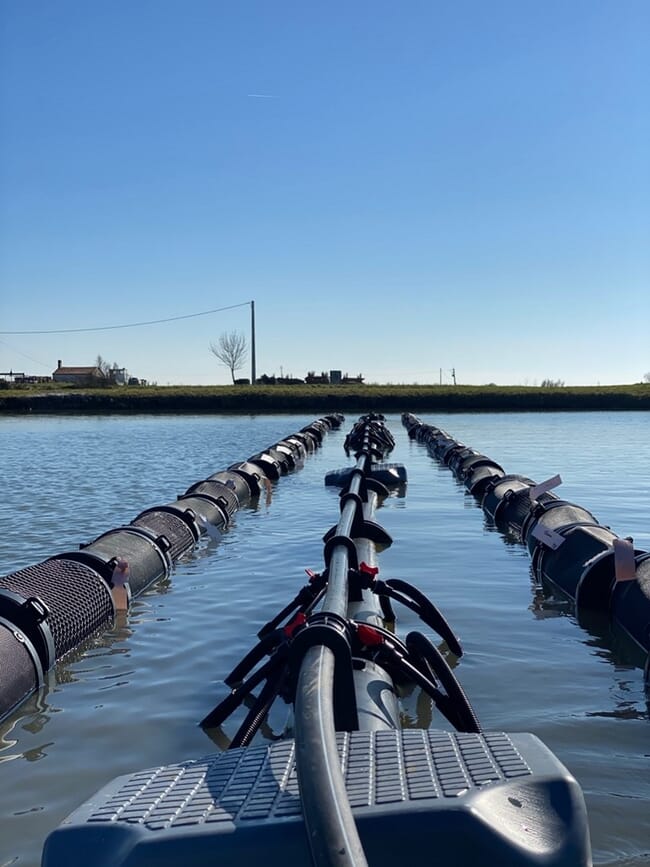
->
xmin=1 ymin=383 xmax=649 ymax=414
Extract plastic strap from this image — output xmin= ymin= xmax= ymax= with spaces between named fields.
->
xmin=614 ymin=538 xmax=636 ymax=582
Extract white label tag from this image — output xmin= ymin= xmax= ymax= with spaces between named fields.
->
xmin=614 ymin=538 xmax=636 ymax=582
xmin=529 ymin=474 xmax=562 ymax=500
xmin=531 ymin=523 xmax=565 ymax=550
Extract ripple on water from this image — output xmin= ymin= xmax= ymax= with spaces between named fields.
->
xmin=0 ymin=412 xmax=649 ymax=867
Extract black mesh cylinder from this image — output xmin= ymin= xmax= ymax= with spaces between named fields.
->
xmin=323 ymin=413 xmax=344 ymax=428
xmin=402 ymin=412 xmax=422 ymax=439
xmin=437 ymin=440 xmax=464 ymax=463
xmin=446 ymin=447 xmax=478 ymax=475
xmin=403 ymin=416 xmax=422 ymax=438
xmin=536 ymin=523 xmax=619 ymax=599
xmin=174 ymin=495 xmax=228 ymax=533
xmin=136 ymin=502 xmax=202 ymax=543
xmin=0 ymin=618 xmax=43 ymax=720
xmin=465 ymin=464 xmax=505 ymax=497
xmin=456 ymin=454 xmax=504 ymax=483
xmin=0 ymin=589 xmax=55 ymax=670
xmin=268 ymin=443 xmax=297 ymax=471
xmin=227 ymin=462 xmax=264 ymax=497
xmin=419 ymin=425 xmax=445 ymax=444
xmin=131 ymin=510 xmax=196 ymax=563
xmin=246 ymin=453 xmax=282 ymax=481
xmin=0 ymin=559 xmax=113 ymax=660
xmin=610 ymin=555 xmax=650 ymax=653
xmin=184 ymin=480 xmax=240 ymax=517
xmin=263 ymin=446 xmax=293 ymax=473
xmin=427 ymin=436 xmax=457 ymax=460
xmin=300 ymin=422 xmax=326 ymax=444
xmin=573 ymin=545 xmax=635 ymax=611
xmin=280 ymin=437 xmax=307 ymax=460
xmin=71 ymin=527 xmax=171 ymax=597
xmin=207 ymin=470 xmax=253 ymax=508
xmin=440 ymin=443 xmax=467 ymax=467
xmin=522 ymin=501 xmax=599 ymax=556
xmin=481 ymin=476 xmax=536 ymax=521
xmin=313 ymin=417 xmax=331 ymax=432
xmin=292 ymin=430 xmax=318 ymax=452
xmin=497 ymin=490 xmax=559 ymax=537
xmin=303 ymin=430 xmax=321 ymax=450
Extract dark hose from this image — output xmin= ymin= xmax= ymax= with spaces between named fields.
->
xmin=294 ymin=645 xmax=368 ymax=867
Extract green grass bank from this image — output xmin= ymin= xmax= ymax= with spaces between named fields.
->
xmin=1 ymin=383 xmax=649 ymax=414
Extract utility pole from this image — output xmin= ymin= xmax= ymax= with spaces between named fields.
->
xmin=439 ymin=368 xmax=442 ymax=385
xmin=250 ymin=300 xmax=256 ymax=385
xmin=451 ymin=367 xmax=456 ymax=386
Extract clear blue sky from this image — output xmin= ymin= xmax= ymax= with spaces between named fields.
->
xmin=1 ymin=1 xmax=648 ymax=386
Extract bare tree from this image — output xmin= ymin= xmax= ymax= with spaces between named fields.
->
xmin=644 ymin=372 xmax=650 ymax=384
xmin=95 ymin=355 xmax=123 ymax=383
xmin=209 ymin=331 xmax=248 ymax=383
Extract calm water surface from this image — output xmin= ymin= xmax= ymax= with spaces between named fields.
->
xmin=0 ymin=411 xmax=649 ymax=866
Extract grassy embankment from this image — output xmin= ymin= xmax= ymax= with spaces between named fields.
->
xmin=1 ymin=382 xmax=649 ymax=414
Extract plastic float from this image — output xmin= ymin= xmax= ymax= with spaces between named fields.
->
xmin=41 ymin=415 xmax=591 ymax=867
xmin=0 ymin=415 xmax=344 ymax=724
xmin=402 ymin=412 xmax=650 ymax=679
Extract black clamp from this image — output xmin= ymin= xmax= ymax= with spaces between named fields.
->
xmin=289 ymin=611 xmax=358 ymax=732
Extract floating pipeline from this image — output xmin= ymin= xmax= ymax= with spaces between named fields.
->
xmin=0 ymin=414 xmax=345 ymax=724
xmin=43 ymin=413 xmax=591 ymax=867
xmin=402 ymin=412 xmax=650 ymax=678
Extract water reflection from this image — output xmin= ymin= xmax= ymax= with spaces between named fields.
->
xmin=482 ymin=512 xmax=522 ymax=547
xmin=202 ymin=691 xmax=290 ymax=750
xmin=529 ymin=581 xmax=650 ymax=719
xmin=18 ymin=709 xmax=52 ymax=738
xmin=462 ymin=489 xmax=482 ymax=510
xmin=0 ymin=606 xmax=138 ymax=760
xmin=528 ymin=584 xmax=572 ymax=619
xmin=394 ymin=641 xmax=460 ymax=731
xmin=586 ymin=699 xmax=648 ymax=721
xmin=399 ymin=686 xmax=434 ymax=730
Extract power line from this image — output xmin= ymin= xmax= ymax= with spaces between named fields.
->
xmin=0 ymin=302 xmax=251 ymax=335
xmin=0 ymin=337 xmax=51 ymax=369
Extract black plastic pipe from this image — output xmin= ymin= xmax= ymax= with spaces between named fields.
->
xmin=294 ymin=415 xmax=399 ymax=867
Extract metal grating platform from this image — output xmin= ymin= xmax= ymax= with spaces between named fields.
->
xmin=42 ymin=729 xmax=590 ymax=866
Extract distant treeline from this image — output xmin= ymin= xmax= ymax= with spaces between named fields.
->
xmin=1 ymin=383 xmax=649 ymax=414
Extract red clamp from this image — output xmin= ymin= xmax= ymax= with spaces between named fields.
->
xmin=284 ymin=611 xmax=307 ymax=638
xmin=356 ymin=623 xmax=384 ymax=647
xmin=359 ymin=562 xmax=379 ymax=579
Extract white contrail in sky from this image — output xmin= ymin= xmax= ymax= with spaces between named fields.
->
xmin=247 ymin=93 xmax=277 ymax=98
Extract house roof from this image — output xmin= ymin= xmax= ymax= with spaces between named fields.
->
xmin=53 ymin=366 xmax=104 ymax=376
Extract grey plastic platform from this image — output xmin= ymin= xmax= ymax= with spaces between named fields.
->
xmin=42 ymin=729 xmax=590 ymax=867
xmin=325 ymin=462 xmax=408 ymax=488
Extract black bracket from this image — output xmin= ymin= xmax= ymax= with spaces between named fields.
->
xmin=323 ymin=534 xmax=359 ymax=570
xmin=289 ymin=611 xmax=359 ymax=732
